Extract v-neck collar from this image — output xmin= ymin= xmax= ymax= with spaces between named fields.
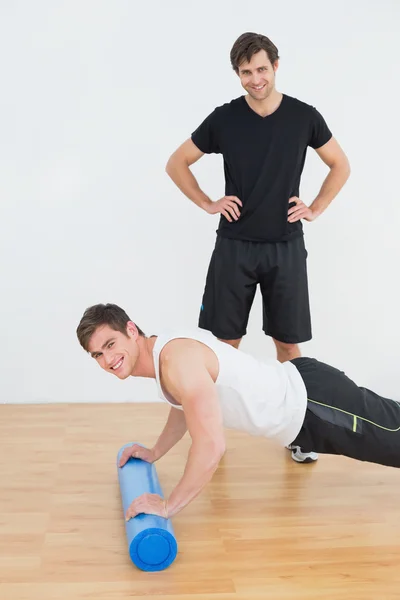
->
xmin=241 ymin=93 xmax=286 ymax=120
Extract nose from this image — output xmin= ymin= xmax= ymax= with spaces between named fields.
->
xmin=251 ymin=75 xmax=263 ymax=86
xmin=105 ymin=352 xmax=114 ymax=367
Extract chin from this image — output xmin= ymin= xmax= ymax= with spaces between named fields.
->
xmin=116 ymin=370 xmax=130 ymax=380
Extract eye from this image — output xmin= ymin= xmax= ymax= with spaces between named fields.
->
xmin=108 ymin=342 xmax=114 ymax=349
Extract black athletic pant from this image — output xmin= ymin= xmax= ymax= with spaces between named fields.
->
xmin=290 ymin=357 xmax=400 ymax=468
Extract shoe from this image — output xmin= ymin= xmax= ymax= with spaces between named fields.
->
xmin=286 ymin=444 xmax=318 ymax=463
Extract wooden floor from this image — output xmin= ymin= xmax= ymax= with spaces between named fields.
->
xmin=1 ymin=403 xmax=400 ymax=599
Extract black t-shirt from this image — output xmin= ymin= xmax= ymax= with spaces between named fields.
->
xmin=191 ymin=94 xmax=332 ymax=242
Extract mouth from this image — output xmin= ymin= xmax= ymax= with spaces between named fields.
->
xmin=251 ymin=84 xmax=266 ymax=92
xmin=110 ymin=357 xmax=124 ymax=372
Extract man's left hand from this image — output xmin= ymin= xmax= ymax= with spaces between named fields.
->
xmin=287 ymin=196 xmax=317 ymax=223
xmin=125 ymin=493 xmax=168 ymax=521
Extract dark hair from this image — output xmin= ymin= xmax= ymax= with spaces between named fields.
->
xmin=76 ymin=303 xmax=145 ymax=351
xmin=230 ymin=32 xmax=279 ymax=73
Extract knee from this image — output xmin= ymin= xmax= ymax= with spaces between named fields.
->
xmin=273 ymin=340 xmax=300 ymax=362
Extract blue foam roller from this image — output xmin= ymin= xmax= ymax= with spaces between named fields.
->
xmin=116 ymin=442 xmax=178 ymax=571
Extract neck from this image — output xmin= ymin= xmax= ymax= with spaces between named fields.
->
xmin=245 ymin=88 xmax=282 ymax=117
xmin=131 ymin=336 xmax=158 ymax=379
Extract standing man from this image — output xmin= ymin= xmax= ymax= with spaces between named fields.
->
xmin=165 ymin=32 xmax=350 ymax=462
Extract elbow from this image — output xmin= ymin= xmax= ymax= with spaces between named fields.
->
xmin=329 ymin=158 xmax=351 ymax=184
xmin=343 ymin=156 xmax=351 ymax=180
xmin=346 ymin=162 xmax=351 ymax=180
xmin=193 ymin=437 xmax=226 ymax=468
xmin=336 ymin=155 xmax=351 ymax=181
xmin=211 ymin=438 xmax=226 ymax=466
xmin=165 ymin=150 xmax=180 ymax=176
xmin=217 ymin=438 xmax=226 ymax=459
xmin=165 ymin=156 xmax=174 ymax=177
xmin=165 ymin=153 xmax=189 ymax=178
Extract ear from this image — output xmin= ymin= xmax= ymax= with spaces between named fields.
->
xmin=126 ymin=321 xmax=138 ymax=339
xmin=273 ymin=60 xmax=279 ymax=73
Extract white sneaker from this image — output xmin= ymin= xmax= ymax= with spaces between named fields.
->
xmin=286 ymin=444 xmax=319 ymax=463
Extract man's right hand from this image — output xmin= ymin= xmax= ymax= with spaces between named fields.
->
xmin=205 ymin=195 xmax=242 ymax=222
xmin=118 ymin=444 xmax=156 ymax=467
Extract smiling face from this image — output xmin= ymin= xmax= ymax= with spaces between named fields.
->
xmin=238 ymin=49 xmax=278 ymax=101
xmin=88 ymin=323 xmax=140 ymax=379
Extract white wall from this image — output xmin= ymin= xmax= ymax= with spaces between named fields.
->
xmin=1 ymin=0 xmax=399 ymax=404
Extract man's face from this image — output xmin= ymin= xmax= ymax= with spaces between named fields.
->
xmin=88 ymin=323 xmax=139 ymax=379
xmin=238 ymin=50 xmax=278 ymax=101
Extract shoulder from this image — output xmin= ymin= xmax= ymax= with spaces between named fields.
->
xmin=160 ymin=336 xmax=216 ymax=374
xmin=160 ymin=337 xmax=205 ymax=364
xmin=207 ymin=96 xmax=245 ymax=121
xmin=283 ymin=94 xmax=322 ymax=117
xmin=158 ymin=339 xmax=213 ymax=402
xmin=159 ymin=336 xmax=217 ymax=391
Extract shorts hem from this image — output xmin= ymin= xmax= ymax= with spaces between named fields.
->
xmin=198 ymin=323 xmax=247 ymax=341
xmin=263 ymin=329 xmax=312 ymax=344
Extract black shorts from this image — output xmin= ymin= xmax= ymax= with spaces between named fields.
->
xmin=291 ymin=357 xmax=400 ymax=468
xmin=198 ymin=235 xmax=311 ymax=343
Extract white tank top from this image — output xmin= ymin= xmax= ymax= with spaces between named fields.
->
xmin=152 ymin=328 xmax=307 ymax=446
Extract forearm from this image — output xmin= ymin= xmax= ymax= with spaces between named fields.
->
xmin=310 ymin=160 xmax=350 ymax=217
xmin=152 ymin=408 xmax=188 ymax=461
xmin=166 ymin=440 xmax=225 ymax=517
xmin=166 ymin=158 xmax=212 ymax=211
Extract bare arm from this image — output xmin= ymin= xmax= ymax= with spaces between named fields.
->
xmin=124 ymin=341 xmax=225 ymax=522
xmin=161 ymin=344 xmax=226 ymax=517
xmin=310 ymin=137 xmax=351 ymax=217
xmin=166 ymin=139 xmax=242 ymax=222
xmin=165 ymin=139 xmax=211 ymax=211
xmin=152 ymin=406 xmax=188 ymax=461
xmin=118 ymin=407 xmax=187 ymax=467
xmin=288 ymin=137 xmax=351 ymax=223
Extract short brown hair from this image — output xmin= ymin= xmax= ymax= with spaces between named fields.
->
xmin=230 ymin=32 xmax=279 ymax=73
xmin=76 ymin=303 xmax=145 ymax=352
